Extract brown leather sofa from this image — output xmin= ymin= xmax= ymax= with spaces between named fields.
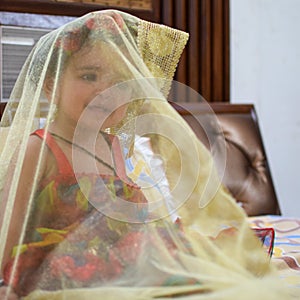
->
xmin=170 ymin=101 xmax=281 ymax=216
xmin=0 ymin=101 xmax=281 ymax=216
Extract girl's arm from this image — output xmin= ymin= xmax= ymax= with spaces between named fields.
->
xmin=0 ymin=285 xmax=19 ymax=300
xmin=0 ymin=135 xmax=47 ymax=274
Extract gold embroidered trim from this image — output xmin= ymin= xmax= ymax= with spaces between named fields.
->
xmin=137 ymin=20 xmax=189 ymax=97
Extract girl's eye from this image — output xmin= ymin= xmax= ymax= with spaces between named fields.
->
xmin=81 ymin=73 xmax=97 ymax=82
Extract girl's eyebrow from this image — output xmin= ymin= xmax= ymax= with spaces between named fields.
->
xmin=74 ymin=65 xmax=102 ymax=71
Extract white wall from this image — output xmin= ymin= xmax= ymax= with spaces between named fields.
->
xmin=230 ymin=0 xmax=300 ymax=217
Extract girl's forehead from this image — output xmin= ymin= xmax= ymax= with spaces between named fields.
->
xmin=80 ymin=40 xmax=112 ymax=56
xmin=71 ymin=42 xmax=121 ymax=67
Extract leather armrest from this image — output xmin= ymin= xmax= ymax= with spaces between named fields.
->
xmin=170 ymin=102 xmax=281 ymax=216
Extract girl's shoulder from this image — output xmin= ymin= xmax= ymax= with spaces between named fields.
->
xmin=24 ymin=132 xmax=52 ymax=180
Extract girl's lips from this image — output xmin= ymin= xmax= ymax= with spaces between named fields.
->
xmin=86 ymin=105 xmax=112 ymax=113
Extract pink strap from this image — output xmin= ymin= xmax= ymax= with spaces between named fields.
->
xmin=32 ymin=129 xmax=74 ymax=177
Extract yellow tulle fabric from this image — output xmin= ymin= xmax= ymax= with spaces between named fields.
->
xmin=0 ymin=9 xmax=297 ymax=299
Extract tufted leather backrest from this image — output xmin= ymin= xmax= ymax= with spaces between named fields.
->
xmin=170 ymin=102 xmax=281 ymax=216
xmin=0 ymin=102 xmax=280 ymax=216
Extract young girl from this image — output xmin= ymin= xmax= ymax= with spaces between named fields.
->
xmin=0 ymin=9 xmax=294 ymax=300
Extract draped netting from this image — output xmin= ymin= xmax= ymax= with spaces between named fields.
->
xmin=0 ymin=9 xmax=297 ymax=299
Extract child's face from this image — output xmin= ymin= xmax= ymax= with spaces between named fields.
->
xmin=54 ymin=42 xmax=130 ymax=131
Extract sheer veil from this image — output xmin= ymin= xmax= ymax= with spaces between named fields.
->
xmin=0 ymin=9 xmax=296 ymax=299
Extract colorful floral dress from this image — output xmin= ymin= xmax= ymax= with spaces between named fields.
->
xmin=3 ymin=129 xmax=158 ymax=296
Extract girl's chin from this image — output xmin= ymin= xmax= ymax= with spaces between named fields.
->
xmin=101 ymin=123 xmax=119 ymax=133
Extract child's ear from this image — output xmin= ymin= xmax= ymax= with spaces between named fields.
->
xmin=43 ymin=77 xmax=54 ymax=100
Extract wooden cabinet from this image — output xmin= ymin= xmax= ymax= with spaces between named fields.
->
xmin=161 ymin=0 xmax=230 ymax=102
xmin=0 ymin=0 xmax=229 ymax=102
xmin=0 ymin=0 xmax=160 ymax=20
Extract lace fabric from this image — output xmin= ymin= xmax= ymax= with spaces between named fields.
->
xmin=0 ymin=9 xmax=296 ymax=299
